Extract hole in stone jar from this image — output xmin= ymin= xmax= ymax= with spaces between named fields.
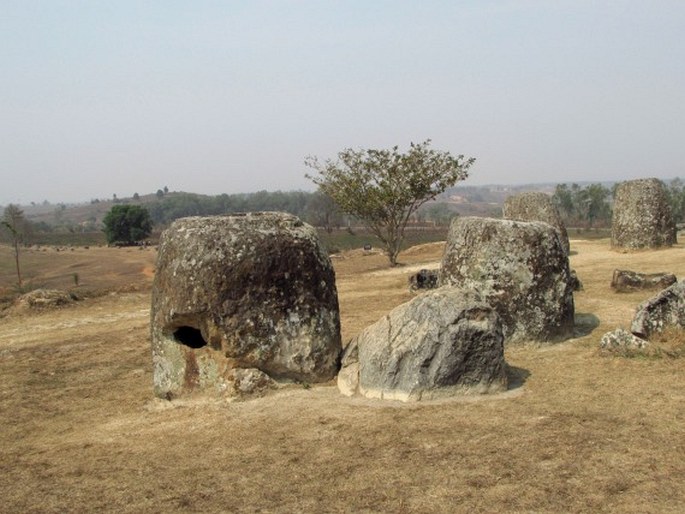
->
xmin=174 ymin=326 xmax=207 ymax=349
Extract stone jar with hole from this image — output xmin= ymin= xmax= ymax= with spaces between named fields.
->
xmin=150 ymin=212 xmax=342 ymax=398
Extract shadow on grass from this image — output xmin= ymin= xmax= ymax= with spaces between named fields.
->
xmin=574 ymin=312 xmax=600 ymax=337
xmin=506 ymin=365 xmax=530 ymax=390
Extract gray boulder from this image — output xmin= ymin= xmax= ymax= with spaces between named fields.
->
xmin=611 ymin=178 xmax=676 ymax=249
xmin=338 ymin=288 xmax=507 ymax=401
xmin=439 ymin=217 xmax=575 ymax=343
xmin=611 ymin=269 xmax=677 ymax=293
xmin=599 ymin=329 xmax=652 ymax=354
xmin=151 ymin=212 xmax=342 ymax=399
xmin=631 ymin=281 xmax=685 ymax=339
xmin=502 ymin=191 xmax=570 ymax=255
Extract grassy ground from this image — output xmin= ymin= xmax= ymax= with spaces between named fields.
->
xmin=1 ymin=239 xmax=684 ymax=512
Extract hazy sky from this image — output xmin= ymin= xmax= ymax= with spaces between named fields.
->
xmin=2 ymin=1 xmax=684 ymax=205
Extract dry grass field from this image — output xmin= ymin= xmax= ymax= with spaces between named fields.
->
xmin=1 ymin=239 xmax=685 ymax=513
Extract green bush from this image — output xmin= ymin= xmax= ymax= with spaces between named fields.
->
xmin=102 ymin=205 xmax=153 ymax=245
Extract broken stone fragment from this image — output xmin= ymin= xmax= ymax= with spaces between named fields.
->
xmin=610 ymin=269 xmax=676 ymax=293
xmin=631 ymin=281 xmax=685 ymax=339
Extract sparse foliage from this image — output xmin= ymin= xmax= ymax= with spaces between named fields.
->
xmin=305 ymin=140 xmax=474 ymax=265
xmin=102 ymin=205 xmax=153 ymax=245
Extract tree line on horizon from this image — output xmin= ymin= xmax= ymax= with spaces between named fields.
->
xmin=4 ymin=177 xmax=685 ymax=250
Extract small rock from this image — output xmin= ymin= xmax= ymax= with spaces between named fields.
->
xmin=229 ymin=368 xmax=276 ymax=396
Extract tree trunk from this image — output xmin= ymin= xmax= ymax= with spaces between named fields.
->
xmin=386 ymin=241 xmax=401 ymax=267
xmin=13 ymin=239 xmax=22 ymax=287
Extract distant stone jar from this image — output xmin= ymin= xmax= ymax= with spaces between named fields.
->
xmin=439 ymin=217 xmax=575 ymax=344
xmin=611 ymin=178 xmax=676 ymax=250
xmin=502 ymin=191 xmax=570 ymax=255
xmin=151 ymin=212 xmax=342 ymax=399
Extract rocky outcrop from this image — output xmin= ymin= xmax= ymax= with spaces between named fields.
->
xmin=502 ymin=191 xmax=570 ymax=255
xmin=338 ymin=288 xmax=507 ymax=401
xmin=151 ymin=212 xmax=342 ymax=399
xmin=611 ymin=178 xmax=677 ymax=250
xmin=631 ymin=281 xmax=685 ymax=339
xmin=611 ymin=269 xmax=677 ymax=293
xmin=408 ymin=269 xmax=439 ymax=292
xmin=439 ymin=217 xmax=575 ymax=344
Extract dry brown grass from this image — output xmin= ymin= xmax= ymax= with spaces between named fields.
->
xmin=0 ymin=245 xmax=157 ymax=297
xmin=1 ymin=239 xmax=685 ymax=513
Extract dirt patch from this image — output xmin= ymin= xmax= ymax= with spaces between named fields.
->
xmin=1 ymin=240 xmax=685 ymax=512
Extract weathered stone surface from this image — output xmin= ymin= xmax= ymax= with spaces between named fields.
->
xmin=151 ymin=212 xmax=342 ymax=399
xmin=408 ymin=269 xmax=439 ymax=292
xmin=611 ymin=178 xmax=677 ymax=249
xmin=338 ymin=287 xmax=507 ymax=401
xmin=611 ymin=269 xmax=677 ymax=293
xmin=599 ymin=329 xmax=652 ymax=354
xmin=631 ymin=281 xmax=685 ymax=339
xmin=502 ymin=191 xmax=570 ymax=255
xmin=439 ymin=217 xmax=575 ymax=343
